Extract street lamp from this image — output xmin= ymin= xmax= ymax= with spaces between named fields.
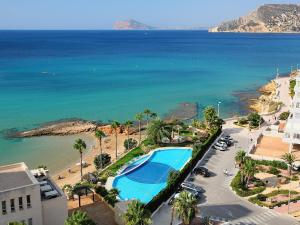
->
xmin=217 ymin=101 xmax=222 ymax=117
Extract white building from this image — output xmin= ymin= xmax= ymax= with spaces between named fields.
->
xmin=284 ymin=70 xmax=300 ymax=150
xmin=0 ymin=163 xmax=68 ymax=225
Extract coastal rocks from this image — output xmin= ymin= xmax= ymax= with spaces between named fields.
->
xmin=11 ymin=120 xmax=98 ymax=138
xmin=210 ymin=4 xmax=300 ymax=33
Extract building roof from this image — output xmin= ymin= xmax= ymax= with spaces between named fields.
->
xmin=0 ymin=162 xmax=37 ymax=192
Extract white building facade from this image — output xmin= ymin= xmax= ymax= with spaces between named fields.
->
xmin=0 ymin=163 xmax=67 ymax=225
xmin=284 ymin=70 xmax=300 ymax=149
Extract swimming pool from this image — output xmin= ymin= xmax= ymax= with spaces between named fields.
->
xmin=112 ymin=147 xmax=192 ymax=203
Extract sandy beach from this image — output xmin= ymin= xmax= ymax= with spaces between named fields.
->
xmin=53 ymin=132 xmax=141 ymax=187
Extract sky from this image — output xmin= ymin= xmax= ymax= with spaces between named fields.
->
xmin=0 ymin=0 xmax=299 ymax=29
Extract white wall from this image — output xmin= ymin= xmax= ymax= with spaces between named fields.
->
xmin=0 ymin=185 xmax=43 ymax=225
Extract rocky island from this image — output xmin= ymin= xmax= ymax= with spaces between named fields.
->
xmin=210 ymin=4 xmax=300 ymax=33
xmin=114 ymin=19 xmax=155 ymax=30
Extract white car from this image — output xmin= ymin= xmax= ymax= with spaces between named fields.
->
xmin=213 ymin=144 xmax=226 ymax=151
xmin=292 ymin=161 xmax=300 ymax=171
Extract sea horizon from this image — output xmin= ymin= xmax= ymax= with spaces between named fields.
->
xmin=1 ymin=30 xmax=300 ymax=172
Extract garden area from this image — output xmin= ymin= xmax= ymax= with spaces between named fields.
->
xmin=231 ymin=150 xmax=300 ymax=211
xmin=234 ymin=112 xmax=264 ymax=129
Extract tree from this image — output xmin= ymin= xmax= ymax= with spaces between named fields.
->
xmin=282 ymin=153 xmax=296 ymax=176
xmin=111 ymin=121 xmax=120 ymax=159
xmin=144 ymin=109 xmax=152 ymax=126
xmin=173 ymin=191 xmax=197 ymax=225
xmin=9 ymin=222 xmax=25 ymax=225
xmin=203 ymin=106 xmax=223 ymax=132
xmin=65 ymin=210 xmax=96 ymax=225
xmin=73 ymin=139 xmax=87 ymax=181
xmin=242 ymin=159 xmax=256 ymax=187
xmin=147 ymin=119 xmax=171 ymax=144
xmin=122 ymin=200 xmax=152 ymax=225
xmin=95 ymin=130 xmax=106 ymax=169
xmin=124 ymin=138 xmax=138 ymax=150
xmin=94 ymin=153 xmax=111 ymax=170
xmin=247 ymin=112 xmax=262 ymax=128
xmin=135 ymin=113 xmax=144 ymax=144
xmin=124 ymin=120 xmax=134 ymax=150
xmin=235 ymin=150 xmax=247 ymax=168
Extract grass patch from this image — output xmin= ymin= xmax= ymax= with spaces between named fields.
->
xmin=99 ymin=146 xmax=144 ymax=183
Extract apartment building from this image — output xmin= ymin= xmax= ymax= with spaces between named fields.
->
xmin=0 ymin=163 xmax=67 ymax=225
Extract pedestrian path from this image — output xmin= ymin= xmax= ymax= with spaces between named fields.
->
xmin=225 ymin=210 xmax=297 ymax=225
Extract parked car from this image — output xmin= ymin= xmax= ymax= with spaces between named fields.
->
xmin=219 ymin=137 xmax=233 ymax=146
xmin=213 ymin=144 xmax=226 ymax=151
xmin=215 ymin=141 xmax=227 ymax=148
xmin=192 ymin=167 xmax=210 ymax=177
xmin=181 ymin=182 xmax=204 ymax=193
xmin=184 ymin=189 xmax=201 ymax=199
xmin=292 ymin=161 xmax=300 ymax=171
xmin=217 ymin=140 xmax=228 ymax=147
xmin=224 ymin=135 xmax=233 ymax=141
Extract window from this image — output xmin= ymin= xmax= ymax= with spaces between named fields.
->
xmin=19 ymin=197 xmax=23 ymax=210
xmin=26 ymin=195 xmax=31 ymax=208
xmin=1 ymin=201 xmax=6 ymax=214
xmin=28 ymin=218 xmax=33 ymax=225
xmin=10 ymin=199 xmax=15 ymax=212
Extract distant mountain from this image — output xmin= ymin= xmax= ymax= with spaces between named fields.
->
xmin=114 ymin=19 xmax=155 ymax=30
xmin=210 ymin=4 xmax=300 ymax=33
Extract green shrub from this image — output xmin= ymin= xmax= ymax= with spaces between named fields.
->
xmin=279 ymin=111 xmax=290 ymax=121
xmin=167 ymin=170 xmax=179 ymax=185
xmin=94 ymin=153 xmax=111 ymax=170
xmin=254 ymin=160 xmax=287 ymax=170
xmin=290 ymin=79 xmax=296 ymax=97
xmin=238 ymin=117 xmax=248 ymax=125
xmin=256 ymin=194 xmax=267 ymax=201
xmin=292 ymin=175 xmax=299 ymax=181
xmin=268 ymin=166 xmax=280 ymax=175
xmin=95 ymin=185 xmax=108 ymax=197
xmin=124 ymin=138 xmax=138 ymax=150
xmin=103 ymin=189 xmax=119 ymax=207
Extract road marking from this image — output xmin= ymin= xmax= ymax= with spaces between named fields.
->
xmin=226 ymin=211 xmax=283 ymax=225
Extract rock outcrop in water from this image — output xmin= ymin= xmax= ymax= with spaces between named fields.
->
xmin=114 ymin=19 xmax=155 ymax=30
xmin=210 ymin=4 xmax=300 ymax=33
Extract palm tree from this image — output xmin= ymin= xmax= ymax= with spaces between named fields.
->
xmin=122 ymin=200 xmax=152 ymax=225
xmin=144 ymin=109 xmax=152 ymax=126
xmin=111 ymin=121 xmax=120 ymax=159
xmin=150 ymin=112 xmax=158 ymax=120
xmin=95 ymin=130 xmax=105 ymax=169
xmin=234 ymin=150 xmax=247 ymax=168
xmin=65 ymin=210 xmax=96 ymax=225
xmin=124 ymin=120 xmax=133 ymax=150
xmin=282 ymin=153 xmax=296 ymax=175
xmin=73 ymin=139 xmax=87 ymax=181
xmin=173 ymin=191 xmax=197 ymax=225
xmin=147 ymin=119 xmax=171 ymax=144
xmin=135 ymin=113 xmax=144 ymax=144
xmin=242 ymin=159 xmax=256 ymax=188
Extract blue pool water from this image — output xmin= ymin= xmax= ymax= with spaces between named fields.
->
xmin=112 ymin=148 xmax=192 ymax=203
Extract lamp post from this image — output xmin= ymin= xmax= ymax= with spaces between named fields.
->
xmin=217 ymin=101 xmax=221 ymax=117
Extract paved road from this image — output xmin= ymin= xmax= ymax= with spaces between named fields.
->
xmin=152 ymin=122 xmax=299 ymax=225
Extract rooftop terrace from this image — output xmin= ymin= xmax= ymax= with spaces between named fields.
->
xmin=0 ymin=162 xmax=36 ymax=192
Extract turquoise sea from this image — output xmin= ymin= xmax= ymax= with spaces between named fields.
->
xmin=1 ymin=30 xmax=300 ymax=172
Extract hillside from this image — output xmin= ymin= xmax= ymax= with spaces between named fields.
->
xmin=210 ymin=4 xmax=300 ymax=33
xmin=114 ymin=19 xmax=155 ymax=30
